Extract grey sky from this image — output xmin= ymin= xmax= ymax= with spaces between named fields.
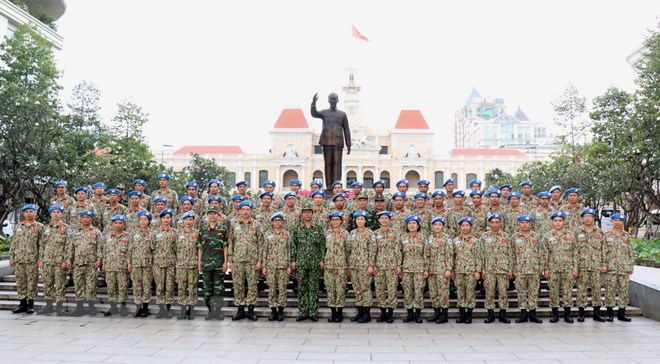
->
xmin=54 ymin=1 xmax=659 ymax=154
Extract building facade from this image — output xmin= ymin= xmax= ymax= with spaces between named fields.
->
xmin=0 ymin=0 xmax=65 ymax=49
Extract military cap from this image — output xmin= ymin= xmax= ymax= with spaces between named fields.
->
xmin=499 ymin=184 xmax=513 ymax=191
xmin=133 ymin=179 xmax=147 ymax=187
xmin=468 ymin=179 xmax=482 ymax=188
xmin=259 ymin=191 xmax=274 ymax=199
xmin=486 ymin=188 xmax=501 ymax=198
xmin=519 ymin=181 xmax=534 ymax=187
xmin=405 ymin=215 xmax=421 ymax=224
xmin=116 ymin=183 xmax=126 ymax=190
xmin=311 ymin=190 xmax=325 ymax=198
xmin=417 ymin=179 xmax=430 ymax=186
xmin=310 ymin=180 xmax=323 ymax=188
xmin=488 ymin=213 xmax=503 ymax=221
xmin=549 ymin=185 xmax=562 ymax=193
xmin=392 ymin=192 xmax=406 ymax=200
xmin=137 ymin=210 xmax=153 ymax=221
xmin=443 ymin=178 xmax=455 ymax=186
xmin=154 ymin=196 xmax=168 ymax=205
xmin=262 ymin=180 xmax=276 ymax=188
xmin=331 ymin=180 xmax=343 ymax=189
xmin=301 ymin=201 xmax=313 ymax=211
xmin=451 ymin=190 xmax=465 ymax=197
xmin=207 ymin=178 xmax=221 ymax=188
xmin=332 ymin=193 xmax=347 ymax=202
xmin=207 ymin=195 xmax=223 ymax=204
xmin=414 ymin=192 xmax=428 ymax=200
xmin=283 ymin=191 xmax=297 ymax=199
xmin=377 ymin=211 xmax=393 ymax=218
xmin=92 ymin=182 xmax=106 ymax=189
xmin=106 ymin=188 xmax=120 ymax=196
xmin=157 ymin=173 xmax=171 ymax=181
xmin=289 ymin=179 xmax=302 ymax=186
xmin=179 ymin=196 xmax=195 ymax=205
xmin=235 ymin=181 xmax=247 ymax=187
xmin=353 ymin=210 xmax=370 ymax=219
xmin=431 ymin=190 xmax=446 ymax=198
xmin=111 ymin=214 xmax=126 ymax=223
xmin=537 ymin=191 xmax=551 ymax=199
xmin=550 ymin=211 xmax=567 ymax=220
xmin=357 ymin=193 xmax=368 ymax=200
xmin=159 ymin=208 xmax=174 ymax=218
xmin=431 ymin=216 xmax=446 ymax=225
xmin=372 ymin=180 xmax=385 ymax=188
xmin=185 ymin=181 xmax=199 ymax=189
xmin=374 ymin=194 xmax=386 ymax=201
xmin=182 ymin=211 xmax=196 ymax=220
xmin=53 ymin=180 xmax=67 ymax=188
xmin=396 ymin=179 xmax=410 ymax=188
xmin=271 ymin=212 xmax=285 ymax=220
xmin=48 ymin=205 xmax=64 ymax=213
xmin=350 ymin=181 xmax=364 ymax=188
xmin=78 ymin=210 xmax=95 ymax=218
xmin=74 ymin=186 xmax=88 ymax=195
xmin=507 ymin=191 xmax=521 ymax=200
xmin=611 ymin=213 xmax=626 ymax=222
xmin=21 ymin=204 xmax=37 ymax=212
xmin=238 ymin=201 xmax=254 ymax=209
xmin=127 ymin=190 xmax=143 ymax=198
xmin=230 ymin=195 xmax=245 ymax=202
xmin=206 ymin=206 xmax=221 ymax=215
xmin=581 ymin=208 xmax=597 ymax=217
xmin=517 ymin=215 xmax=534 ymax=222
xmin=328 ymin=211 xmax=343 ymax=219
xmin=469 ymin=190 xmax=484 ymax=197
xmin=457 ymin=216 xmax=474 ymax=225
xmin=565 ymin=187 xmax=580 ymax=196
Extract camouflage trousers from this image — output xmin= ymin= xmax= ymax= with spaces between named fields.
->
xmin=15 ymin=263 xmax=38 ymax=300
xmin=484 ymin=273 xmax=509 ymax=310
xmin=456 ymin=273 xmax=477 ymax=308
xmin=516 ymin=274 xmax=540 ymax=310
xmin=549 ymin=271 xmax=574 ymax=308
xmin=297 ymin=267 xmax=320 ymax=317
xmin=73 ymin=265 xmax=97 ymax=300
xmin=153 ymin=266 xmax=175 ymax=304
xmin=266 ymin=267 xmax=287 ymax=308
xmin=42 ymin=264 xmax=67 ymax=302
xmin=351 ymin=268 xmax=373 ymax=307
xmin=604 ymin=273 xmax=629 ymax=308
xmin=106 ymin=270 xmax=129 ymax=303
xmin=131 ymin=266 xmax=153 ymax=305
xmin=202 ymin=269 xmax=224 ymax=306
xmin=403 ymin=272 xmax=426 ymax=309
xmin=324 ymin=268 xmax=347 ymax=308
xmin=428 ymin=273 xmax=450 ymax=308
xmin=375 ymin=268 xmax=399 ymax=309
xmin=176 ymin=267 xmax=198 ymax=306
xmin=232 ymin=261 xmax=258 ymax=306
xmin=577 ymin=270 xmax=603 ymax=307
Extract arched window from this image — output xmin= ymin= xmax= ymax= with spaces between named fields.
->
xmin=282 ymin=170 xmax=299 ymax=189
xmin=225 ymin=172 xmax=236 ymax=187
xmin=258 ymin=170 xmax=268 ymax=186
xmin=312 ymin=170 xmax=324 ymax=185
xmin=434 ymin=171 xmax=444 ymax=190
xmin=346 ymin=170 xmax=357 ymax=185
xmin=244 ymin=172 xmax=251 ymax=186
xmin=404 ymin=170 xmax=420 ymax=187
xmin=465 ymin=173 xmax=477 ymax=189
xmin=451 ymin=173 xmax=458 ymax=188
xmin=379 ymin=171 xmax=390 ymax=189
xmin=363 ymin=170 xmax=374 ymax=187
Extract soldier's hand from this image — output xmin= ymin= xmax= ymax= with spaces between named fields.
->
xmin=444 ymin=270 xmax=452 ymax=279
xmin=9 ymin=260 xmax=15 ymax=268
xmin=543 ymin=270 xmax=550 ymax=279
xmin=37 ymin=260 xmax=44 ymax=270
xmin=227 ymin=262 xmax=233 ymax=271
xmin=60 ymin=262 xmax=68 ymax=270
xmin=222 ymin=262 xmax=228 ymax=273
xmin=286 ymin=267 xmax=292 ymax=275
xmin=256 ymin=262 xmax=262 ymax=270
xmin=507 ymin=273 xmax=513 ymax=279
xmin=127 ymin=264 xmax=132 ymax=273
xmin=395 ymin=266 xmax=402 ymax=275
xmin=93 ymin=261 xmax=101 ymax=269
xmin=320 ymin=262 xmax=325 ymax=270
xmin=423 ymin=271 xmax=429 ymax=279
xmin=312 ymin=93 xmax=319 ymax=104
xmin=262 ymin=268 xmax=267 ymax=276
xmin=474 ymin=272 xmax=481 ymax=280
xmin=367 ymin=266 xmax=374 ymax=275
xmin=291 ymin=262 xmax=297 ymax=271
xmin=102 ymin=267 xmax=106 ymax=273
xmin=600 ymin=266 xmax=607 ymax=273
xmin=572 ymin=269 xmax=579 ymax=278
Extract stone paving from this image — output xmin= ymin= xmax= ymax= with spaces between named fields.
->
xmin=0 ymin=311 xmax=658 ymax=364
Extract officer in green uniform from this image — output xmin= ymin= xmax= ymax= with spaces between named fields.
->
xmin=603 ymin=213 xmax=634 ymax=322
xmin=102 ymin=215 xmax=130 ymax=317
xmin=426 ymin=216 xmax=454 ymax=324
xmin=128 ymin=210 xmax=155 ymax=318
xmin=153 ymin=208 xmax=177 ymax=318
xmin=10 ymin=204 xmax=44 ymax=315
xmin=512 ymin=215 xmax=544 ymax=324
xmin=37 ymin=205 xmax=71 ymax=316
xmin=575 ymin=208 xmax=606 ymax=322
xmin=197 ymin=206 xmax=229 ymax=320
xmin=454 ymin=217 xmax=481 ymax=324
xmin=543 ymin=211 xmax=578 ymax=323
xmin=176 ymin=211 xmax=199 ymax=320
xmin=348 ymin=210 xmax=376 ymax=323
xmin=262 ymin=212 xmax=291 ymax=321
xmin=372 ymin=211 xmax=402 ymax=323
xmin=480 ymin=214 xmax=514 ymax=324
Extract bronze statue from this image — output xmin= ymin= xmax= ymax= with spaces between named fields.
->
xmin=310 ymin=93 xmax=351 ymax=188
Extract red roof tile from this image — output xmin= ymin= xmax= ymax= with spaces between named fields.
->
xmin=174 ymin=146 xmax=243 ymax=155
xmin=274 ymin=108 xmax=309 ymax=129
xmin=394 ymin=110 xmax=429 ymax=129
xmin=450 ymin=149 xmax=526 ymax=157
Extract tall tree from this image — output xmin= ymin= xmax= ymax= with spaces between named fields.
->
xmin=552 ymin=83 xmax=589 ymax=155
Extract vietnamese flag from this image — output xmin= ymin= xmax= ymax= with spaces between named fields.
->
xmin=352 ymin=24 xmax=369 ymax=42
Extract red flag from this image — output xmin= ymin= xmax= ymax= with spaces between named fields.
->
xmin=352 ymin=24 xmax=369 ymax=42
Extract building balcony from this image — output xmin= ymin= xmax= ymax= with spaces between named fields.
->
xmin=23 ymin=0 xmax=65 ymax=21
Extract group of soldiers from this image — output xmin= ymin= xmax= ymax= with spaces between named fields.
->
xmin=8 ymin=175 xmax=634 ymax=324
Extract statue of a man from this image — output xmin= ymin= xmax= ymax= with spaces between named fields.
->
xmin=310 ymin=92 xmax=351 ymax=188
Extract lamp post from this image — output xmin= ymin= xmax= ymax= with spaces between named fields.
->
xmin=161 ymin=144 xmax=173 ymax=164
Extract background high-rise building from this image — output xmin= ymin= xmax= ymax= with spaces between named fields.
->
xmin=0 ymin=0 xmax=65 ymax=49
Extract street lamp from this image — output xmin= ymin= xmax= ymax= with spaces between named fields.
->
xmin=161 ymin=144 xmax=173 ymax=164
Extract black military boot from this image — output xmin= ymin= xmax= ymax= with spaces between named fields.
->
xmin=386 ymin=308 xmax=394 ymax=323
xmin=247 ymin=305 xmax=258 ymax=321
xmin=414 ymin=308 xmax=423 ymax=323
xmin=328 ymin=307 xmax=337 ymax=323
xmin=119 ymin=302 xmax=128 ymax=316
xmin=436 ymin=308 xmax=448 ymax=324
xmin=12 ymin=299 xmax=27 ymax=314
xmin=88 ymin=301 xmax=97 ymax=316
xmin=336 ymin=307 xmax=344 ymax=322
xmin=403 ymin=308 xmax=415 ymax=323
xmin=233 ymin=306 xmax=246 ymax=321
xmin=516 ymin=309 xmax=529 ymax=323
xmin=186 ymin=305 xmax=194 ymax=320
xmin=617 ymin=308 xmax=631 ymax=322
xmin=65 ymin=275 xmax=74 ymax=287
xmin=529 ymin=309 xmax=543 ymax=323
xmin=269 ymin=307 xmax=278 ymax=321
xmin=38 ymin=300 xmax=55 ymax=315
xmin=577 ymin=307 xmax=586 ymax=322
xmin=134 ymin=304 xmax=144 ymax=318
xmin=177 ymin=305 xmax=187 ymax=320
xmin=550 ymin=307 xmax=559 ymax=323
xmin=606 ymin=307 xmax=614 ymax=322
xmin=165 ymin=304 xmax=172 ymax=318
xmin=359 ymin=308 xmax=372 ymax=323
xmin=465 ymin=308 xmax=473 ymax=324
xmin=156 ymin=304 xmax=168 ymax=319
xmin=456 ymin=308 xmax=465 ymax=323
xmin=351 ymin=307 xmax=363 ymax=322
xmin=205 ymin=302 xmax=213 ymax=321
xmin=277 ymin=307 xmax=284 ymax=321
xmin=564 ymin=307 xmax=574 ymax=323
xmin=593 ymin=306 xmax=605 ymax=322
xmin=484 ymin=309 xmax=495 ymax=323
xmin=25 ymin=299 xmax=35 ymax=314
xmin=499 ymin=309 xmax=510 ymax=323
xmin=140 ymin=303 xmax=149 ymax=318
xmin=211 ymin=297 xmax=224 ymax=320
xmin=104 ymin=302 xmax=117 ymax=317
xmin=376 ymin=308 xmax=387 ymax=322
xmin=427 ymin=308 xmax=440 ymax=322
xmin=69 ymin=300 xmax=86 ymax=317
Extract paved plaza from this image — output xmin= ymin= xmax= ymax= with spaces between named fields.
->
xmin=0 ymin=311 xmax=658 ymax=364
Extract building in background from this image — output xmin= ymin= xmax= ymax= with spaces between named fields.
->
xmin=0 ymin=0 xmax=65 ymax=49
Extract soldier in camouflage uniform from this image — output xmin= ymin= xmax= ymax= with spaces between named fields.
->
xmin=412 ymin=193 xmax=433 ymax=237
xmin=150 ymin=197 xmax=168 ymax=230
xmin=10 ymin=204 xmax=44 ymax=315
xmin=499 ymin=184 xmax=513 ymax=208
xmin=133 ymin=179 xmax=152 ymax=211
xmin=425 ymin=216 xmax=454 ymax=324
xmin=346 ymin=182 xmax=364 ymax=210
xmin=175 ymin=196 xmax=198 ymax=229
xmin=543 ymin=211 xmax=578 ymax=323
xmin=519 ymin=181 xmax=538 ymax=209
xmin=235 ymin=181 xmax=253 ymax=203
xmin=442 ymin=178 xmax=457 ymax=209
xmin=602 ymin=214 xmax=634 ymax=322
xmin=532 ymin=192 xmax=554 ymax=236
xmin=227 ymin=195 xmax=245 ymax=223
xmin=153 ymin=208 xmax=177 ymax=318
xmin=563 ymin=188 xmax=584 ymax=233
xmin=329 ymin=193 xmax=352 ymax=229
xmin=512 ymin=215 xmax=544 ymax=323
xmin=401 ymin=216 xmax=428 ymax=323
xmin=368 ymin=180 xmax=389 ymax=207
xmin=37 ymin=205 xmax=71 ymax=316
xmin=281 ymin=192 xmax=302 ymax=232
xmin=66 ymin=210 xmax=104 ymax=316
xmin=102 ymin=215 xmax=130 ymax=317
xmin=394 ymin=179 xmax=415 ymax=210
xmin=262 ymin=212 xmax=291 ymax=321
xmin=447 ymin=191 xmax=472 ymax=239
xmin=258 ymin=180 xmax=282 ymax=210
xmin=291 ymin=202 xmax=326 ymax=321
xmin=348 ymin=194 xmax=372 ymax=231
xmin=504 ymin=192 xmax=527 ymax=235
xmin=176 ymin=211 xmax=199 ymax=320
xmin=390 ymin=192 xmax=412 ymax=234
xmin=200 ymin=196 xmax=225 ymax=231
xmin=549 ymin=186 xmax=564 ymax=210
xmin=310 ymin=190 xmax=329 ymax=231
xmin=480 ymin=214 xmax=513 ymax=323
xmin=254 ymin=192 xmax=277 ymax=229
xmin=228 ymin=201 xmax=263 ymax=321
xmin=66 ymin=187 xmax=96 ymax=230
xmin=184 ymin=182 xmax=204 ymax=215
xmin=575 ymin=208 xmax=606 ymax=322
xmin=100 ymin=189 xmax=127 ymax=232
xmin=348 ymin=211 xmax=377 ymax=323
xmin=373 ymin=211 xmax=402 ymax=323
xmin=198 ymin=206 xmax=229 ymax=320
xmin=454 ymin=217 xmax=481 ymax=324
xmin=368 ymin=195 xmax=389 ymax=231
xmin=51 ymin=180 xmax=75 ymax=209
xmin=204 ymin=179 xmax=225 ymax=211
xmin=469 ymin=190 xmax=487 ymax=237
xmin=152 ymin=173 xmax=179 ymax=212
xmin=128 ymin=211 xmax=155 ymax=318
xmin=323 ymin=212 xmax=350 ymax=322
xmin=125 ymin=191 xmax=147 ymax=234
xmin=430 ymin=190 xmax=450 ymax=221
xmin=90 ymin=182 xmax=108 ymax=219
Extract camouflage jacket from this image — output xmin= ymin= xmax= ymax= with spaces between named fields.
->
xmin=373 ymin=226 xmax=403 ymax=270
xmin=512 ymin=231 xmax=544 ymax=275
xmin=324 ymin=228 xmax=350 ymax=269
xmin=176 ymin=227 xmax=199 ymax=269
xmin=262 ymin=228 xmax=291 ymax=269
xmin=543 ymin=228 xmax=577 ymax=272
xmin=152 ymin=226 xmax=178 ymax=267
xmin=453 ymin=234 xmax=482 ymax=274
xmin=10 ymin=221 xmax=44 ymax=264
xmin=100 ymin=203 xmax=127 ymax=232
xmin=402 ymin=233 xmax=428 ymax=273
xmin=347 ymin=227 xmax=376 ymax=269
xmin=575 ymin=226 xmax=605 ymax=272
xmin=68 ymin=226 xmax=104 ymax=266
xmin=103 ymin=230 xmax=130 ymax=272
xmin=39 ymin=221 xmax=71 ymax=265
xmin=228 ymin=218 xmax=263 ymax=264
xmin=151 ymin=188 xmax=179 ymax=212
xmin=603 ymin=229 xmax=634 ymax=274
xmin=124 ymin=206 xmax=146 ymax=234
xmin=425 ymin=233 xmax=454 ymax=274
xmin=128 ymin=228 xmax=154 ymax=268
xmin=198 ymin=222 xmax=229 ymax=271
xmin=291 ymin=222 xmax=326 ymax=269
xmin=470 ymin=204 xmax=488 ymax=237
xmin=479 ymin=230 xmax=514 ymax=274
xmin=532 ymin=207 xmax=554 ymax=236
xmin=66 ymin=201 xmax=97 ymax=230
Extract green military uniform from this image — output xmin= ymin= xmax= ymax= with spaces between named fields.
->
xmin=390 ymin=208 xmax=412 ymax=234
xmin=402 ymin=233 xmax=427 ymax=311
xmin=262 ymin=228 xmax=291 ymax=310
xmin=504 ymin=205 xmax=527 ymax=235
xmin=176 ymin=227 xmax=199 ymax=306
xmin=228 ymin=218 xmax=263 ymax=308
xmin=563 ymin=203 xmax=585 ymax=233
xmin=532 ymin=206 xmax=553 ymax=236
xmin=68 ymin=224 xmax=104 ymax=310
xmin=51 ymin=195 xmax=75 ymax=209
xmin=470 ymin=204 xmax=488 ymax=237
xmin=198 ymin=219 xmax=229 ymax=315
xmin=152 ymin=226 xmax=177 ymax=306
xmin=447 ymin=205 xmax=472 ymax=238
xmin=90 ymin=195 xmax=108 ymax=229
xmin=311 ymin=205 xmax=329 ymax=232
xmin=412 ymin=207 xmax=433 ymax=237
xmin=39 ymin=221 xmax=71 ymax=306
xmin=454 ymin=233 xmax=481 ymax=310
xmin=139 ymin=193 xmax=152 ymax=212
xmin=66 ymin=201 xmax=97 ymax=230
xmin=124 ymin=206 xmax=146 ymax=234
xmin=543 ymin=228 xmax=577 ymax=309
xmin=480 ymin=230 xmax=514 ymax=312
xmin=512 ymin=230 xmax=544 ymax=312
xmin=373 ymin=225 xmax=402 ymax=321
xmin=128 ymin=227 xmax=154 ymax=306
xmin=152 ymin=188 xmax=179 ymax=212
xmin=426 ymin=232 xmax=454 ymax=312
xmin=254 ymin=206 xmax=276 ymax=230
xmin=348 ymin=227 xmax=376 ymax=311
xmin=324 ymin=227 xmax=350 ymax=310
xmin=603 ymin=229 xmax=634 ymax=310
xmin=281 ymin=206 xmax=302 ymax=232
xmin=100 ymin=204 xmax=127 ymax=232
xmin=575 ymin=226 xmax=605 ymax=309
xmin=291 ymin=220 xmax=326 ymax=318
xmin=103 ymin=230 xmax=130 ymax=304
xmin=520 ymin=195 xmax=538 ymax=210
xmin=11 ymin=221 xmax=44 ymax=302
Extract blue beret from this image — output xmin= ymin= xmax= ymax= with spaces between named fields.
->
xmin=283 ymin=191 xmax=297 ymax=199
xmin=520 ymin=181 xmax=534 ymax=187
xmin=414 ymin=192 xmax=428 ymax=200
xmin=21 ymin=204 xmax=38 ymax=212
xmin=137 ymin=210 xmax=153 ymax=221
xmin=551 ymin=211 xmax=567 ymax=220
xmin=353 ymin=210 xmax=370 ymax=219
xmin=537 ymin=191 xmax=551 ymax=199
xmin=517 ymin=215 xmax=534 ymax=222
xmin=486 ymin=189 xmax=501 ymax=198
xmin=48 ymin=205 xmax=64 ymax=213
xmin=92 ymin=182 xmax=106 ymax=189
xmin=231 ymin=195 xmax=245 ymax=202
xmin=392 ymin=192 xmax=406 ymax=200
xmin=133 ymin=179 xmax=147 ymax=187
xmin=581 ymin=208 xmax=597 ymax=217
xmin=372 ymin=180 xmax=385 ymax=188
xmin=207 ymin=196 xmax=224 ymax=204
xmin=127 ymin=190 xmax=143 ymax=198
xmin=431 ymin=190 xmax=446 ymax=198
xmin=431 ymin=216 xmax=446 ymax=225
xmin=157 ymin=173 xmax=171 ymax=181
xmin=350 ymin=182 xmax=364 ymax=188
xmin=289 ymin=179 xmax=302 ymax=186
xmin=111 ymin=214 xmax=126 ymax=223
xmin=405 ymin=215 xmax=421 ymax=224
xmin=235 ymin=181 xmax=247 ymax=187
xmin=179 ymin=196 xmax=195 ymax=205
xmin=262 ymin=180 xmax=276 ymax=188
xmin=417 ymin=179 xmax=430 ymax=186
xmin=611 ymin=213 xmax=626 ymax=222
xmin=106 ymin=189 xmax=120 ymax=196
xmin=207 ymin=179 xmax=221 ymax=188
xmin=74 ymin=186 xmax=88 ymax=195
xmin=443 ymin=178 xmax=455 ymax=186
xmin=185 ymin=181 xmax=199 ymax=189
xmin=565 ymin=187 xmax=580 ymax=196
xmin=457 ymin=216 xmax=474 ymax=225
xmin=159 ymin=208 xmax=174 ymax=218
xmin=238 ymin=201 xmax=253 ymax=209
xmin=377 ymin=211 xmax=393 ymax=218
xmin=549 ymin=185 xmax=562 ymax=193
xmin=507 ymin=192 xmax=521 ymax=200
xmin=154 ymin=196 xmax=168 ymax=205
xmin=331 ymin=180 xmax=342 ymax=189
xmin=182 ymin=211 xmax=196 ymax=220
xmin=488 ymin=213 xmax=503 ymax=221
xmin=469 ymin=190 xmax=483 ymax=197
xmin=499 ymin=184 xmax=513 ymax=190
xmin=271 ymin=212 xmax=285 ymax=220
xmin=396 ymin=179 xmax=410 ymax=188
xmin=78 ymin=210 xmax=95 ymax=218
xmin=468 ymin=179 xmax=482 ymax=188
xmin=328 ymin=211 xmax=343 ymax=219
xmin=259 ymin=191 xmax=274 ymax=199
xmin=332 ymin=193 xmax=347 ymax=202
xmin=53 ymin=180 xmax=67 ymax=188
xmin=451 ymin=190 xmax=465 ymax=197
xmin=310 ymin=180 xmax=323 ymax=188
xmin=311 ymin=190 xmax=325 ymax=198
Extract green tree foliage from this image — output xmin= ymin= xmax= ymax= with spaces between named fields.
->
xmin=552 ymin=83 xmax=589 ymax=155
xmin=172 ymin=154 xmax=230 ymax=199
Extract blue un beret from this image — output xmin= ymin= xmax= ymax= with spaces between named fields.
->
xmin=185 ymin=181 xmax=199 ymax=190
xmin=154 ymin=196 xmax=168 ymax=205
xmin=551 ymin=211 xmax=567 ymax=220
xmin=127 ymin=190 xmax=143 ymax=198
xmin=451 ymin=190 xmax=465 ymax=197
xmin=611 ymin=213 xmax=626 ymax=222
xmin=331 ymin=180 xmax=342 ymax=189
xmin=207 ymin=196 xmax=224 ymax=204
xmin=181 ymin=211 xmax=196 ymax=220
xmin=74 ymin=186 xmax=88 ymax=195
xmin=311 ymin=190 xmax=325 ymax=198
xmin=372 ymin=180 xmax=385 ymax=188
xmin=106 ymin=189 xmax=120 ymax=196
xmin=179 ymin=196 xmax=195 ymax=205
xmin=289 ymin=179 xmax=302 ymax=187
xmin=405 ymin=215 xmax=422 ymax=224
xmin=207 ymin=179 xmax=221 ymax=188
xmin=499 ymin=184 xmax=513 ymax=191
xmin=549 ymin=185 xmax=562 ymax=193
xmin=392 ymin=192 xmax=406 ymax=200
xmin=111 ymin=214 xmax=126 ymax=223
xmin=53 ymin=180 xmax=67 ymax=188
xmin=414 ymin=192 xmax=428 ymax=200
xmin=469 ymin=190 xmax=483 ymax=197
xmin=238 ymin=201 xmax=254 ymax=209
xmin=283 ymin=191 xmax=297 ymax=199
xmin=92 ymin=182 xmax=106 ymax=189
xmin=488 ymin=213 xmax=503 ymax=221
xmin=565 ymin=187 xmax=580 ymax=196
xmin=431 ymin=190 xmax=446 ymax=198
xmin=537 ymin=191 xmax=551 ymax=199
xmin=235 ymin=181 xmax=247 ymax=187
xmin=137 ymin=210 xmax=153 ymax=221
xmin=377 ymin=211 xmax=393 ymax=218
xmin=78 ymin=210 xmax=95 ymax=218
xmin=519 ymin=181 xmax=534 ymax=187
xmin=581 ymin=208 xmax=597 ymax=217
xmin=350 ymin=182 xmax=364 ymax=188
xmin=431 ymin=216 xmax=446 ymax=225
xmin=486 ymin=189 xmax=501 ymax=198
xmin=159 ymin=208 xmax=174 ymax=218
xmin=133 ymin=179 xmax=147 ymax=187
xmin=353 ymin=210 xmax=370 ymax=219
xmin=507 ymin=192 xmax=521 ymax=200
xmin=332 ymin=193 xmax=347 ymax=202
xmin=457 ymin=217 xmax=474 ymax=225
xmin=468 ymin=179 xmax=482 ymax=188
xmin=396 ymin=179 xmax=410 ymax=188
xmin=259 ymin=191 xmax=274 ymax=199
xmin=157 ymin=173 xmax=170 ymax=181
xmin=48 ymin=205 xmax=64 ymax=213
xmin=443 ymin=178 xmax=455 ymax=186
xmin=417 ymin=179 xmax=430 ymax=186
xmin=328 ymin=211 xmax=343 ymax=219
xmin=310 ymin=180 xmax=323 ymax=188
xmin=517 ymin=215 xmax=534 ymax=222
xmin=262 ymin=180 xmax=276 ymax=188
xmin=271 ymin=212 xmax=285 ymax=220
xmin=231 ymin=195 xmax=245 ymax=202
xmin=21 ymin=204 xmax=38 ymax=212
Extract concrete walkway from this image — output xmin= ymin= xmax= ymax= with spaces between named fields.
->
xmin=0 ymin=311 xmax=658 ymax=364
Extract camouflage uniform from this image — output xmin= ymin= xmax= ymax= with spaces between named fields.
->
xmin=348 ymin=208 xmax=375 ymax=231
xmin=504 ymin=205 xmax=527 ymax=235
xmin=51 ymin=195 xmax=75 ymax=209
xmin=175 ymin=227 xmax=199 ymax=305
xmin=470 ymin=204 xmax=488 ymax=237
xmin=198 ymin=222 xmax=229 ymax=307
xmin=311 ymin=206 xmax=330 ymax=232
xmin=139 ymin=193 xmax=152 ymax=212
xmin=228 ymin=218 xmax=263 ymax=307
xmin=575 ymin=226 xmax=605 ymax=308
xmin=512 ymin=230 xmax=544 ymax=310
xmin=603 ymin=229 xmax=634 ymax=308
xmin=447 ymin=206 xmax=472 ymax=238
xmin=103 ymin=230 xmax=130 ymax=303
xmin=152 ymin=226 xmax=178 ymax=304
xmin=291 ymin=222 xmax=326 ymax=317
xmin=324 ymin=228 xmax=350 ymax=308
xmin=152 ymin=188 xmax=179 ymax=212
xmin=262 ymin=228 xmax=291 ymax=308
xmin=328 ymin=208 xmax=352 ymax=231
xmin=454 ymin=234 xmax=481 ymax=308
xmin=520 ymin=195 xmax=538 ymax=210
xmin=412 ymin=207 xmax=433 ymax=238
xmin=543 ymin=228 xmax=577 ymax=308
xmin=348 ymin=227 xmax=376 ymax=308
xmin=124 ymin=206 xmax=146 ymax=234
xmin=11 ymin=221 xmax=44 ymax=300
xmin=128 ymin=228 xmax=154 ymax=305
xmin=174 ymin=210 xmax=201 ymax=230
xmin=480 ymin=230 xmax=513 ymax=310
xmin=68 ymin=225 xmax=104 ymax=300
xmin=100 ymin=204 xmax=127 ymax=232
xmin=66 ymin=201 xmax=97 ymax=230
xmin=391 ymin=208 xmax=412 ymax=234
xmin=373 ymin=226 xmax=402 ymax=309
xmin=563 ymin=204 xmax=585 ymax=233
xmin=39 ymin=221 xmax=71 ymax=302
xmin=550 ymin=198 xmax=565 ymax=211
xmin=90 ymin=196 xmax=108 ymax=229
xmin=254 ymin=206 xmax=276 ymax=231
xmin=401 ymin=234 xmax=428 ymax=309
xmin=281 ymin=206 xmax=302 ymax=233
xmin=426 ymin=233 xmax=454 ymax=309
xmin=532 ymin=207 xmax=553 ymax=236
